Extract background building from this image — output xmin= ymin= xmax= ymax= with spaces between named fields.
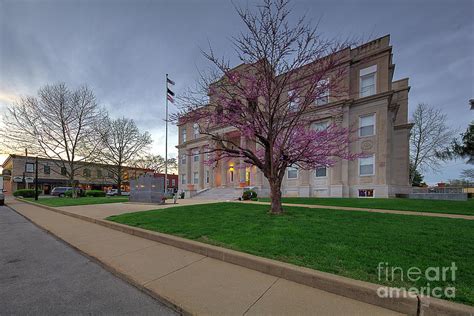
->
xmin=1 ymin=154 xmax=151 ymax=195
xmin=177 ymin=35 xmax=412 ymax=198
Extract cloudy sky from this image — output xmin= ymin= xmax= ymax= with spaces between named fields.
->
xmin=0 ymin=0 xmax=472 ymax=183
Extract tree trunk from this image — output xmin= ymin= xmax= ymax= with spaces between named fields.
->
xmin=269 ymin=180 xmax=284 ymax=215
xmin=117 ymin=165 xmax=122 ymax=195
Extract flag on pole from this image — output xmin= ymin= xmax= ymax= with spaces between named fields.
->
xmin=166 ymin=76 xmax=175 ymax=103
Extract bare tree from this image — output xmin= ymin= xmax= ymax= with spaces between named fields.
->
xmin=133 ymin=154 xmax=177 ymax=174
xmin=175 ymin=0 xmax=359 ymax=214
xmin=0 ymin=83 xmax=104 ymax=197
xmin=97 ymin=117 xmax=152 ymax=194
xmin=410 ymin=103 xmax=456 ymax=184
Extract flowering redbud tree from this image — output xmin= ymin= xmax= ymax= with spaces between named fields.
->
xmin=175 ymin=0 xmax=360 ymax=214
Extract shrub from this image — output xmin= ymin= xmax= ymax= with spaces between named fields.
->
xmin=65 ymin=189 xmax=85 ymax=198
xmin=13 ymin=189 xmax=36 ymax=198
xmin=85 ymin=190 xmax=106 ymax=197
xmin=242 ymin=190 xmax=257 ymax=200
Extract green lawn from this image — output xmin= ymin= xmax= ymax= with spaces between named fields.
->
xmin=24 ymin=196 xmax=128 ymax=207
xmin=108 ymin=202 xmax=474 ymax=305
xmin=258 ymin=197 xmax=474 ymax=216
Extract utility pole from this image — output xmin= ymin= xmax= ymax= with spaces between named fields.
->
xmin=24 ymin=148 xmax=28 ymax=190
xmin=34 ymin=156 xmax=39 ymax=200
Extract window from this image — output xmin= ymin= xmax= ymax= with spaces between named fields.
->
xmin=193 ymin=150 xmax=199 ymax=162
xmin=287 ymin=167 xmax=298 ymax=179
xmin=206 ymin=170 xmax=210 ymax=184
xmin=97 ymin=169 xmax=102 ymax=178
xmin=182 ymin=128 xmax=187 ymax=143
xmin=359 ymin=155 xmax=375 ymax=176
xmin=247 ymin=98 xmax=257 ymax=112
xmin=181 ymin=174 xmax=186 ymax=184
xmin=288 ymin=90 xmax=299 ymax=111
xmin=311 ymin=120 xmax=329 ymax=132
xmin=166 ymin=178 xmax=169 ymax=186
xmin=193 ymin=123 xmax=199 ymax=139
xmin=316 ymin=79 xmax=329 ymax=105
xmin=43 ymin=165 xmax=50 ymax=175
xmin=25 ymin=162 xmax=34 ymax=173
xmin=108 ymin=170 xmax=114 ymax=178
xmin=181 ymin=154 xmax=187 ymax=165
xmin=359 ymin=65 xmax=377 ymax=97
xmin=359 ymin=114 xmax=375 ymax=137
xmin=83 ymin=168 xmax=91 ymax=177
xmin=315 ymin=167 xmax=327 ymax=177
xmin=61 ymin=167 xmax=67 ymax=176
xmin=358 ymin=189 xmax=374 ymax=198
xmin=193 ymin=172 xmax=199 ymax=184
xmin=172 ymin=179 xmax=176 ymax=186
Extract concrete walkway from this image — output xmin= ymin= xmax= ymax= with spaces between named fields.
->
xmin=6 ymin=199 xmax=401 ymax=316
xmin=244 ymin=201 xmax=474 ymax=220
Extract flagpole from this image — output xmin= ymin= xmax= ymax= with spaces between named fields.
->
xmin=165 ymin=74 xmax=169 ymax=194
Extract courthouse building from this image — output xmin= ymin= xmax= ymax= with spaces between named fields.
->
xmin=177 ymin=35 xmax=412 ymax=198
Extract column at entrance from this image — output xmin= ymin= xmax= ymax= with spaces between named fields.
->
xmin=220 ymin=157 xmax=227 ymax=188
xmin=239 ymin=134 xmax=247 ymax=187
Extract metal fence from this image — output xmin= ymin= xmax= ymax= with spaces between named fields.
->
xmin=412 ymin=187 xmax=464 ymax=194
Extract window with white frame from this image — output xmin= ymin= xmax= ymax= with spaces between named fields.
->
xmin=288 ymin=90 xmax=299 ymax=111
xmin=316 ymin=79 xmax=329 ymax=105
xmin=193 ymin=172 xmax=199 ymax=184
xmin=315 ymin=167 xmax=327 ymax=177
xmin=311 ymin=120 xmax=330 ymax=132
xmin=359 ymin=155 xmax=375 ymax=176
xmin=180 ymin=154 xmax=186 ymax=165
xmin=359 ymin=114 xmax=375 ymax=137
xmin=359 ymin=65 xmax=377 ymax=97
xmin=287 ymin=166 xmax=298 ymax=179
xmin=193 ymin=150 xmax=199 ymax=162
xmin=193 ymin=123 xmax=199 ymax=139
xmin=172 ymin=179 xmax=176 ymax=186
xmin=180 ymin=174 xmax=186 ymax=184
xmin=182 ymin=128 xmax=187 ymax=143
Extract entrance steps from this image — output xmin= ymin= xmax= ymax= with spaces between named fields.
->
xmin=192 ymin=187 xmax=241 ymax=200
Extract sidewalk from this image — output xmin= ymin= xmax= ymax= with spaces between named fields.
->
xmin=7 ymin=199 xmax=401 ymax=316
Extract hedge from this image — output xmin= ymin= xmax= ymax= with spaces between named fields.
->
xmin=242 ymin=190 xmax=258 ymax=200
xmin=13 ymin=189 xmax=36 ymax=198
xmin=85 ymin=190 xmax=106 ymax=197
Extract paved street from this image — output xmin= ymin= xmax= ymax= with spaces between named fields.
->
xmin=0 ymin=205 xmax=177 ymax=315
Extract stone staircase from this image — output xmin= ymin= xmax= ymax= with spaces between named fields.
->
xmin=192 ymin=187 xmax=241 ymax=200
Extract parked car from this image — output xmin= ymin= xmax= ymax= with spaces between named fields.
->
xmin=106 ymin=189 xmax=130 ymax=196
xmin=51 ymin=187 xmax=83 ymax=197
xmin=51 ymin=187 xmax=71 ymax=197
xmin=0 ymin=192 xmax=4 ymax=206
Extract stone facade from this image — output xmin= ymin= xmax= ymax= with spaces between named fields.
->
xmin=176 ymin=35 xmax=412 ymax=198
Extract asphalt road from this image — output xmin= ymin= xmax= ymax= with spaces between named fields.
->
xmin=0 ymin=205 xmax=177 ymax=315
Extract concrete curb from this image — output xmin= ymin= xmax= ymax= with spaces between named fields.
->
xmin=15 ymin=199 xmax=474 ymax=316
